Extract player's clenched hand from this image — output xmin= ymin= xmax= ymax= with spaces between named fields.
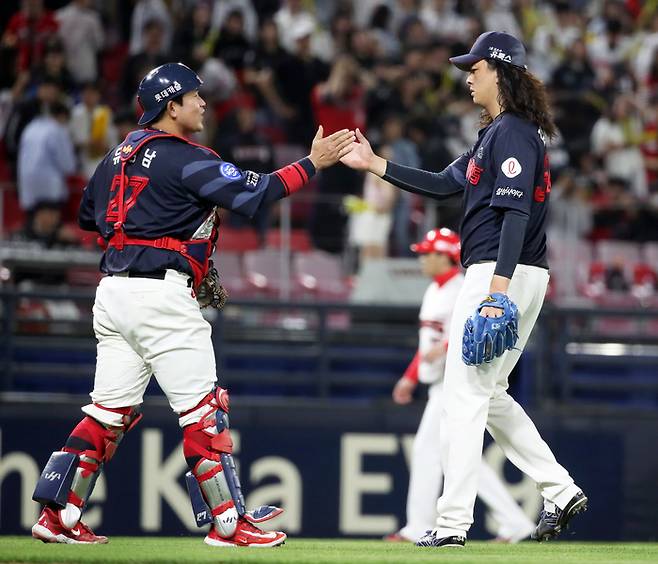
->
xmin=340 ymin=128 xmax=388 ymax=176
xmin=392 ymin=377 xmax=416 ymax=405
xmin=308 ymin=126 xmax=356 ymax=170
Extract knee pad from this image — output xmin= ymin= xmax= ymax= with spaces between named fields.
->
xmin=33 ymin=404 xmax=142 ymax=529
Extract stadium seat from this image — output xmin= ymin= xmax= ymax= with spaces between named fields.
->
xmin=294 ymin=250 xmax=350 ymax=301
xmin=217 ymin=226 xmax=261 ymax=252
xmin=644 ymin=242 xmax=658 ymax=271
xmin=595 ymin=240 xmax=642 ymax=268
xmin=630 ymin=263 xmax=657 ymax=301
xmin=548 ymin=236 xmax=593 ymax=263
xmin=213 ymin=251 xmax=252 ymax=298
xmin=266 ymin=228 xmax=312 ymax=252
xmin=243 ymin=248 xmax=302 ymax=298
xmin=548 ymin=236 xmax=593 ymax=298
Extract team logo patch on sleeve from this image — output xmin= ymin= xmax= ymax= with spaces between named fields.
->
xmin=220 ymin=162 xmax=242 ymax=180
xmin=501 ymin=157 xmax=522 ymax=178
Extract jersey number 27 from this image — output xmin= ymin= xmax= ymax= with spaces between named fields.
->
xmin=105 ymin=174 xmax=150 ymax=223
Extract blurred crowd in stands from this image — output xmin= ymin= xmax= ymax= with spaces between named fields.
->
xmin=1 ymin=0 xmax=658 ymax=302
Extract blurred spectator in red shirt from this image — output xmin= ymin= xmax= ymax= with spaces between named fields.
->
xmin=1 ymin=0 xmax=59 ymax=77
xmin=310 ymin=55 xmax=366 ymax=253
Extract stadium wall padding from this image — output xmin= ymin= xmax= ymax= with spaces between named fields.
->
xmin=0 ymin=398 xmax=656 ymax=540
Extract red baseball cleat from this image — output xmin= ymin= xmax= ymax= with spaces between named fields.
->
xmin=32 ymin=507 xmax=109 ymax=544
xmin=204 ymin=517 xmax=286 ymax=548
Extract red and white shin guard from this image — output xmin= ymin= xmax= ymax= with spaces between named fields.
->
xmin=180 ymin=387 xmax=284 ymax=546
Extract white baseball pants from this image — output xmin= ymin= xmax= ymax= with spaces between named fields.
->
xmin=434 ymin=262 xmax=581 ymax=538
xmin=398 ymin=383 xmax=535 ymax=542
xmin=85 ymin=270 xmax=217 ymax=421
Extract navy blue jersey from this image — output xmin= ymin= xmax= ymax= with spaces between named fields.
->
xmin=383 ymin=112 xmax=550 ymax=270
xmin=459 ymin=113 xmax=549 ymax=269
xmin=79 ymin=129 xmax=314 ymax=276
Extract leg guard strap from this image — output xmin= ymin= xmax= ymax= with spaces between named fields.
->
xmin=181 ymin=387 xmax=233 ymax=462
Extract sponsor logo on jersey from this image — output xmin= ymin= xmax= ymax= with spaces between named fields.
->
xmin=476 ymin=145 xmax=484 ymax=159
xmin=495 ymin=186 xmax=524 ymax=199
xmin=466 ymin=158 xmax=483 ymax=186
xmin=244 ymin=170 xmax=260 ymax=189
xmin=501 ymin=157 xmax=522 ymax=178
xmin=121 ymin=144 xmax=133 ymax=154
xmin=220 ymin=162 xmax=241 ymax=179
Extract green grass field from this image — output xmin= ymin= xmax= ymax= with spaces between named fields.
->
xmin=1 ymin=537 xmax=657 ymax=564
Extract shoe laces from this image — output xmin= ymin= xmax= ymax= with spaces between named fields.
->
xmin=539 ymin=508 xmax=560 ymax=526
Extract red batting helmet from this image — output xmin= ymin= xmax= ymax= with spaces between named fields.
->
xmin=410 ymin=228 xmax=461 ymax=263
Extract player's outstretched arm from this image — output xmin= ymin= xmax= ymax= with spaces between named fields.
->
xmin=308 ymin=126 xmax=356 ymax=170
xmin=341 ymin=129 xmax=465 ymax=200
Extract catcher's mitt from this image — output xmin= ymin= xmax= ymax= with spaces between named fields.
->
xmin=196 ymin=261 xmax=228 ymax=309
xmin=462 ymin=293 xmax=518 ymax=366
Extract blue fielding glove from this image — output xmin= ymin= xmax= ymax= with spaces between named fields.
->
xmin=462 ymin=293 xmax=519 ymax=366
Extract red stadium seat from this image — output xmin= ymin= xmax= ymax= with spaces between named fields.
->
xmin=212 ymin=251 xmax=253 ymax=298
xmin=294 ymin=250 xmax=350 ymax=301
xmin=595 ymin=240 xmax=641 ymax=271
xmin=217 ymin=226 xmax=261 ymax=252
xmin=243 ymin=248 xmax=302 ymax=298
xmin=266 ymin=228 xmax=312 ymax=252
xmin=644 ymin=242 xmax=658 ymax=271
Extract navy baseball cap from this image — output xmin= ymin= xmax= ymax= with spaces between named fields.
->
xmin=449 ymin=31 xmax=527 ymax=71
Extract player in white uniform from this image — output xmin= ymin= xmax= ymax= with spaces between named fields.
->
xmin=386 ymin=228 xmax=534 ymax=543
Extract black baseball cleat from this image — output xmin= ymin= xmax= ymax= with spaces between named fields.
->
xmin=416 ymin=530 xmax=466 ymax=548
xmin=531 ymin=491 xmax=588 ymax=542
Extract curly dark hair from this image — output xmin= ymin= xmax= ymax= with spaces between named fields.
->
xmin=480 ymin=60 xmax=557 ymax=139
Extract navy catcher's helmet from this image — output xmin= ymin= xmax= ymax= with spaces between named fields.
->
xmin=136 ymin=62 xmax=203 ymax=126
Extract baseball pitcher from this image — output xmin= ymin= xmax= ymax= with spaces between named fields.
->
xmin=341 ymin=32 xmax=587 ymax=548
